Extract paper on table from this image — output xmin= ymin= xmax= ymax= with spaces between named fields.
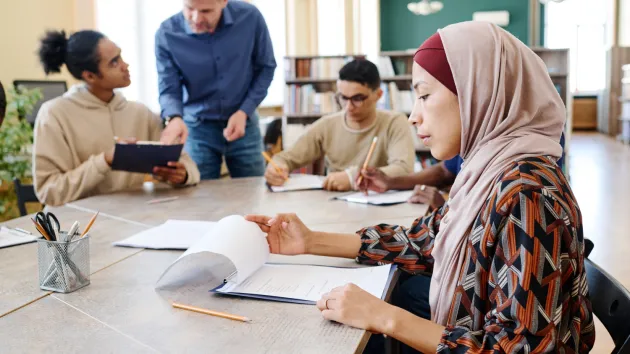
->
xmin=113 ymin=220 xmax=215 ymax=250
xmin=216 ymin=263 xmax=392 ymax=303
xmin=0 ymin=226 xmax=39 ymax=249
xmin=270 ymin=174 xmax=325 ymax=192
xmin=156 ymin=215 xmax=269 ymax=287
xmin=337 ymin=190 xmax=415 ymax=205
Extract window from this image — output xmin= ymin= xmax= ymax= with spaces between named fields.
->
xmin=316 ymin=0 xmax=346 ymax=55
xmin=545 ymin=0 xmax=610 ymax=93
xmin=250 ymin=0 xmax=286 ymax=107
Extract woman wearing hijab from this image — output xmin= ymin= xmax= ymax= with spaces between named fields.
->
xmin=247 ymin=21 xmax=594 ymax=353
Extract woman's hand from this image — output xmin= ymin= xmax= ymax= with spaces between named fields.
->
xmin=316 ymin=283 xmax=396 ymax=333
xmin=356 ymin=167 xmax=391 ymax=194
xmin=153 ymin=161 xmax=188 ymax=185
xmin=408 ymin=184 xmax=446 ymax=209
xmin=245 ymin=213 xmax=312 ymax=255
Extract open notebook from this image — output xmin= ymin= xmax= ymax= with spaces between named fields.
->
xmin=155 ymin=215 xmax=394 ymax=304
xmin=335 ymin=190 xmax=415 ymax=205
xmin=268 ymin=174 xmax=326 ymax=192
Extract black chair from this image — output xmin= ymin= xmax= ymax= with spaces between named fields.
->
xmin=585 ymin=257 xmax=630 ymax=353
xmin=585 ymin=238 xmax=594 ymax=258
xmin=13 ymin=178 xmax=40 ymax=217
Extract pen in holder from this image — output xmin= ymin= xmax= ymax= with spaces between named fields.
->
xmin=37 ymin=232 xmax=90 ymax=293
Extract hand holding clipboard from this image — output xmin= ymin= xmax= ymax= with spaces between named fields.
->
xmin=110 ymin=137 xmax=187 ymax=184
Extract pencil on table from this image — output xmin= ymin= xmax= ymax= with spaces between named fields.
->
xmin=172 ymin=302 xmax=251 ymax=323
xmin=261 ymin=151 xmax=288 ymax=180
xmin=356 ymin=136 xmax=379 ymax=186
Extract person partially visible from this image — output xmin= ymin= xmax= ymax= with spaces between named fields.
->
xmin=265 ymin=59 xmax=415 ymax=191
xmin=0 ymin=81 xmax=6 ymax=127
xmin=156 ymin=0 xmax=276 ymax=180
xmin=359 ymin=133 xmax=567 ymax=209
xmin=33 ymin=30 xmax=200 ymax=206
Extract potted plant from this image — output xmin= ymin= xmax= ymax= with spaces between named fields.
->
xmin=0 ymin=84 xmax=42 ymax=221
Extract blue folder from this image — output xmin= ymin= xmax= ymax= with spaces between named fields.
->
xmin=111 ymin=143 xmax=184 ymax=174
xmin=210 ymin=264 xmax=398 ymax=305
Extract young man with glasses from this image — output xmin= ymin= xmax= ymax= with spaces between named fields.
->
xmin=265 ymin=59 xmax=415 ymax=191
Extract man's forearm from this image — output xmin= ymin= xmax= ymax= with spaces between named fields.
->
xmin=388 ymin=163 xmax=455 ymax=190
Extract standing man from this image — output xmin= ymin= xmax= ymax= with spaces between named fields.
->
xmin=156 ymin=0 xmax=276 ymax=179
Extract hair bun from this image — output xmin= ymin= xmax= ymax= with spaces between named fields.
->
xmin=38 ymin=30 xmax=68 ymax=74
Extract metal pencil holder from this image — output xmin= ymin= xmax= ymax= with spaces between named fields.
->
xmin=37 ymin=232 xmax=91 ymax=293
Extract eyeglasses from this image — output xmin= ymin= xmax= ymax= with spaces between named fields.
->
xmin=335 ymin=92 xmax=373 ymax=108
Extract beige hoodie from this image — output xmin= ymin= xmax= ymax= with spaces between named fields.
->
xmin=33 ymin=84 xmax=200 ymax=206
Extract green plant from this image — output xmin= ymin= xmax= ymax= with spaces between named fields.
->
xmin=0 ymin=85 xmax=42 ymax=218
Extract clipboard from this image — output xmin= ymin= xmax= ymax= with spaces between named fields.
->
xmin=111 ymin=142 xmax=184 ymax=174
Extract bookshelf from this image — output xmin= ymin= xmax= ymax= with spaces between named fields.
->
xmin=619 ymin=64 xmax=630 ymax=143
xmin=378 ymin=51 xmax=434 ymax=168
xmin=530 ymin=48 xmax=572 ymax=175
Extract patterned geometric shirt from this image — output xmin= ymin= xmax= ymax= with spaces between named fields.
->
xmin=356 ymin=156 xmax=595 ymax=353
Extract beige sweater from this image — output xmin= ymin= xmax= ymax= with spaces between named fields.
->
xmin=273 ymin=110 xmax=415 ymax=189
xmin=33 ymin=85 xmax=200 ymax=206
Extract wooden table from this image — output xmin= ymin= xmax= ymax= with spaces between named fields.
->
xmin=1 ymin=178 xmax=428 ymax=353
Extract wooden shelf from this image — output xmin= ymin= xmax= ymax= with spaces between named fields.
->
xmin=381 ymin=75 xmax=413 ymax=81
xmin=284 ymin=54 xmax=364 ymax=60
xmin=379 ymin=50 xmax=415 ymax=57
xmin=284 ymin=112 xmax=329 ymax=119
xmin=285 ymin=78 xmax=337 ymax=85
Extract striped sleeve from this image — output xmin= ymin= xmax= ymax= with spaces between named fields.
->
xmin=354 ymin=205 xmax=448 ymax=273
xmin=438 ymin=188 xmax=595 ymax=353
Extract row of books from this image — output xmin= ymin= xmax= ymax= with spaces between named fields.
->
xmin=377 ymin=56 xmax=413 ymax=77
xmin=283 ymin=85 xmax=340 ymax=115
xmin=377 ymin=82 xmax=414 ymax=113
xmin=284 ymin=57 xmax=357 ymax=80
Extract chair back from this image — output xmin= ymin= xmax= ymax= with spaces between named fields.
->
xmin=12 ymin=178 xmax=39 ymax=217
xmin=585 ymin=258 xmax=630 ymax=353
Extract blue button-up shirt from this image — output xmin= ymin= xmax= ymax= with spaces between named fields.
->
xmin=155 ymin=1 xmax=276 ymax=120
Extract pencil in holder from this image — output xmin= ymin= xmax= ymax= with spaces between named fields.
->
xmin=37 ymin=232 xmax=90 ymax=293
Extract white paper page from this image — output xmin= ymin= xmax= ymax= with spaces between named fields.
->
xmin=175 ymin=215 xmax=269 ymax=284
xmin=340 ymin=190 xmax=414 ymax=205
xmin=217 ymin=263 xmax=392 ymax=302
xmin=270 ymin=174 xmax=325 ymax=192
xmin=113 ymin=220 xmax=215 ymax=249
xmin=0 ymin=226 xmax=38 ymax=248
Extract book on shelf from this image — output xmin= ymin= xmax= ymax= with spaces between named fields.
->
xmin=377 ymin=55 xmax=414 ymax=77
xmin=283 ymin=84 xmax=340 ymax=115
xmin=285 ymin=56 xmax=358 ymax=80
xmin=377 ymin=82 xmax=414 ymax=113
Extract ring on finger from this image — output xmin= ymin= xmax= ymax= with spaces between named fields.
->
xmin=325 ymin=298 xmax=331 ymax=309
xmin=421 ymin=185 xmax=426 ymax=191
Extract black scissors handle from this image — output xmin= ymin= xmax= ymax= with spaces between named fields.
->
xmin=36 ymin=212 xmax=60 ymax=241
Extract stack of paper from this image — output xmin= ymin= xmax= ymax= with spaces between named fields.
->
xmin=113 ymin=220 xmax=216 ymax=250
xmin=0 ymin=227 xmax=39 ymax=249
xmin=336 ymin=190 xmax=415 ymax=205
xmin=269 ymin=174 xmax=325 ymax=192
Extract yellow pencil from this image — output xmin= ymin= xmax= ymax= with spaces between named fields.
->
xmin=356 ymin=136 xmax=379 ymax=186
xmin=172 ymin=302 xmax=251 ymax=323
xmin=80 ymin=211 xmax=99 ymax=238
xmin=261 ymin=151 xmax=288 ymax=180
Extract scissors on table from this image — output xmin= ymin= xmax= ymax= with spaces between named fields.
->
xmin=35 ymin=211 xmax=61 ymax=241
